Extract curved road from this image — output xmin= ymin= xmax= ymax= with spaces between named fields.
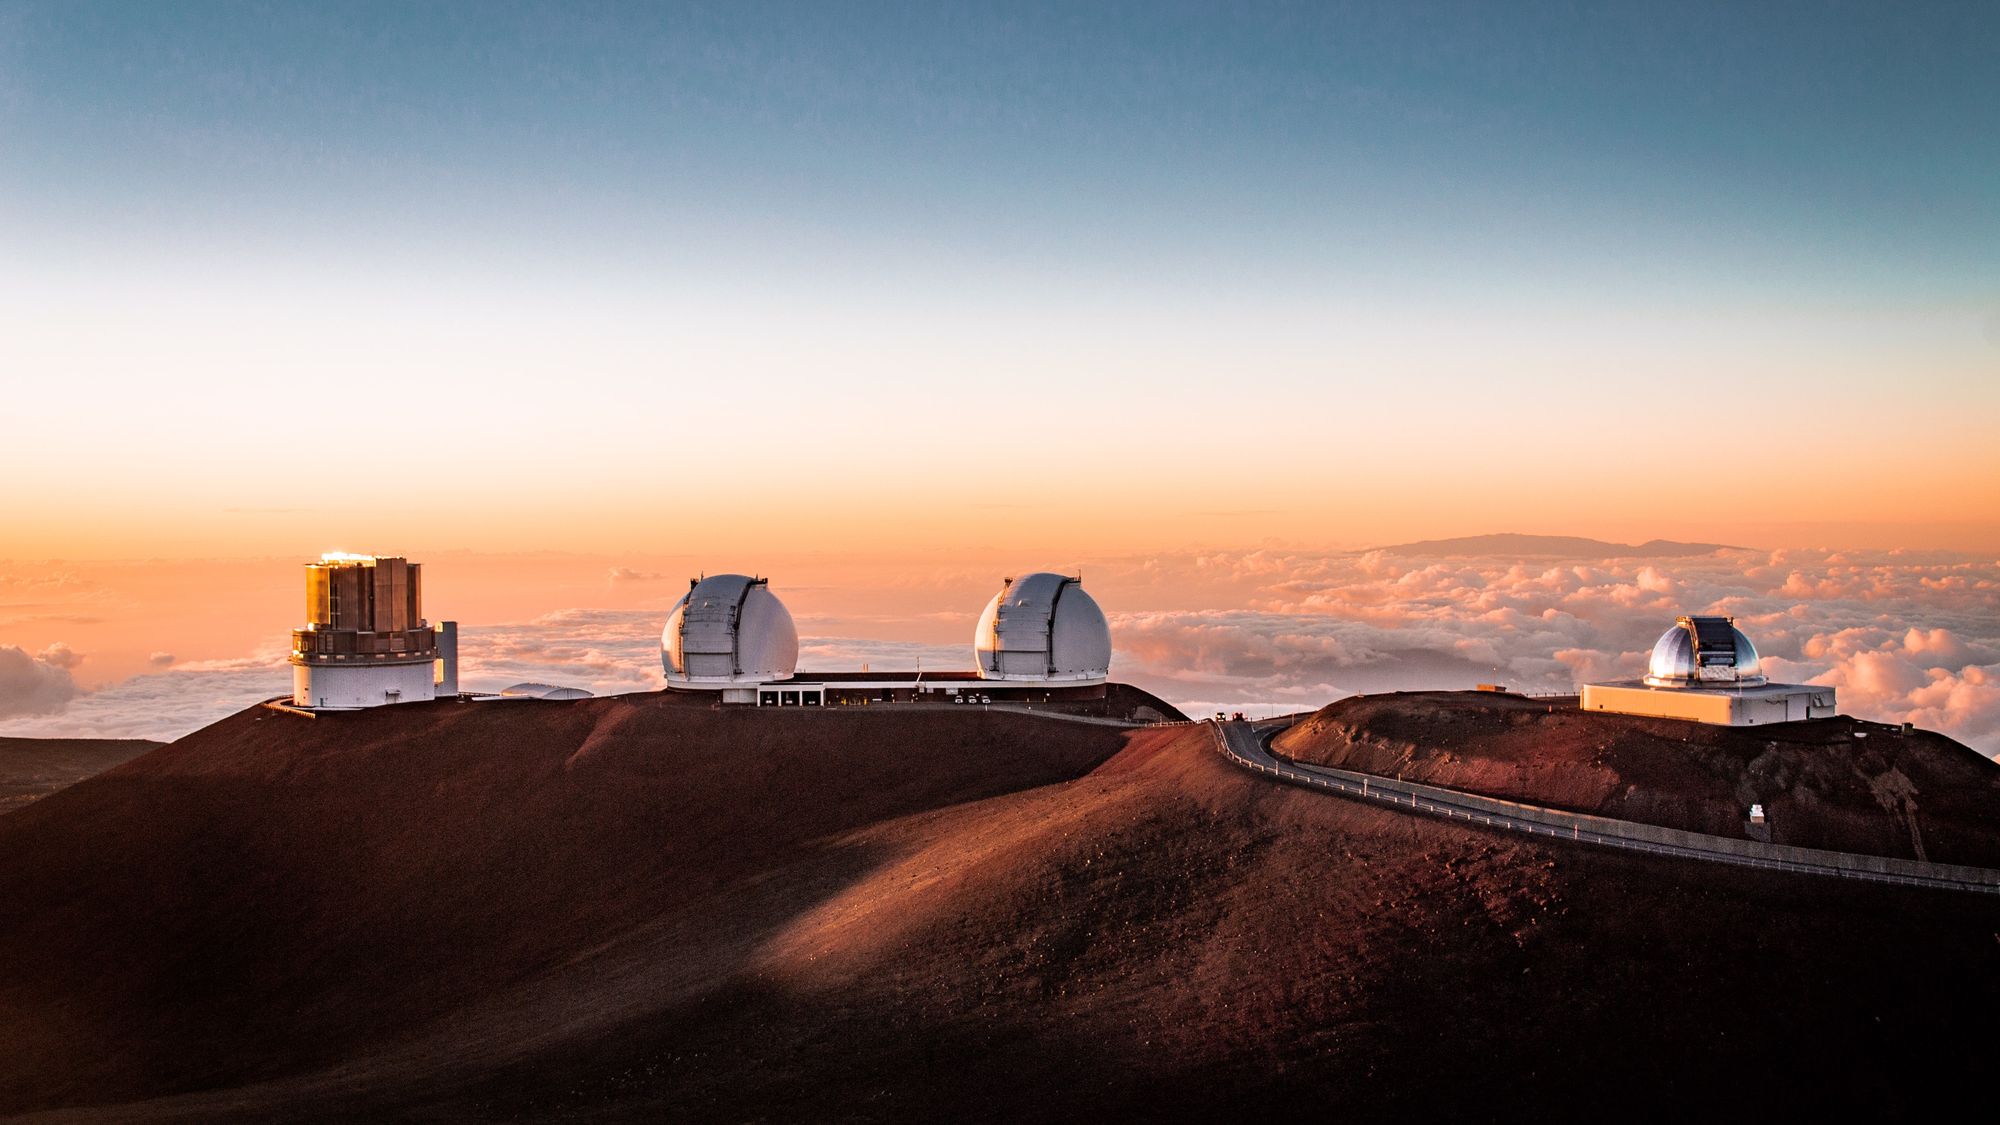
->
xmin=1210 ymin=719 xmax=2000 ymax=897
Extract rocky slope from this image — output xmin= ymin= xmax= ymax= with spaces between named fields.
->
xmin=1273 ymin=690 xmax=2000 ymax=865
xmin=2 ymin=692 xmax=1996 ymax=1122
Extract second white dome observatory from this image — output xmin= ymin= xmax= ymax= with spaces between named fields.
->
xmin=973 ymin=572 xmax=1112 ymax=684
xmin=660 ymin=574 xmax=799 ymax=688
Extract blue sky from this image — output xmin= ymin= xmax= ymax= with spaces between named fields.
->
xmin=7 ymin=1 xmax=1995 ymax=296
xmin=1 ymin=2 xmax=1996 ymax=560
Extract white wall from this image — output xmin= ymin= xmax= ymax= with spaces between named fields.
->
xmin=293 ymin=660 xmax=438 ymax=710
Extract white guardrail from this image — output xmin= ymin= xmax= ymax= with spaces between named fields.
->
xmin=1207 ymin=722 xmax=2000 ymax=896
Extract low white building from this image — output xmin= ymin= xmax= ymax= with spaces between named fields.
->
xmin=1581 ymin=615 xmax=1836 ymax=727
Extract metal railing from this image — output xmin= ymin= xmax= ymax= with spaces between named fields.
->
xmin=259 ymin=697 xmax=318 ymax=720
xmin=1205 ymin=721 xmax=2000 ymax=896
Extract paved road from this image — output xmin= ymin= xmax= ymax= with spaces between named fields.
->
xmin=1211 ymin=719 xmax=2000 ymax=896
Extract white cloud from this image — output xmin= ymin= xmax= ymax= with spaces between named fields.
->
xmin=0 ymin=645 xmax=82 ymax=719
xmin=1106 ymin=546 xmax=2000 ymax=756
xmin=35 ymin=641 xmax=84 ymax=670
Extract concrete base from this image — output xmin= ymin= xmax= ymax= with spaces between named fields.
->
xmin=1581 ymin=680 xmax=1836 ymax=726
xmin=293 ymin=659 xmax=438 ymax=710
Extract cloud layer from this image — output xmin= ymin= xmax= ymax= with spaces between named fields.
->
xmin=1102 ymin=547 xmax=2000 ymax=754
xmin=0 ymin=614 xmax=982 ymax=743
xmin=3 ymin=547 xmax=1995 ymax=756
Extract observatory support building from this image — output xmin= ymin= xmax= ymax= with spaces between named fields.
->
xmin=290 ymin=553 xmax=459 ymax=710
xmin=1581 ymin=615 xmax=1835 ymax=726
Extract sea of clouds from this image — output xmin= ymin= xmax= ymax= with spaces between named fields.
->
xmin=0 ymin=614 xmax=971 ymax=743
xmin=1109 ymin=547 xmax=2000 ymax=752
xmin=2 ymin=547 xmax=1995 ymax=756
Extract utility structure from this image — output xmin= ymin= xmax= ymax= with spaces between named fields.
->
xmin=1581 ymin=615 xmax=1835 ymax=726
xmin=289 ymin=553 xmax=458 ymax=710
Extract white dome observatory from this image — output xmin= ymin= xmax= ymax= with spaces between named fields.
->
xmin=1643 ymin=615 xmax=1766 ymax=688
xmin=973 ymin=572 xmax=1111 ymax=684
xmin=661 ymin=574 xmax=798 ymax=689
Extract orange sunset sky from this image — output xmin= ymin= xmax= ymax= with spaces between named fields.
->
xmin=2 ymin=3 xmax=1998 ymax=747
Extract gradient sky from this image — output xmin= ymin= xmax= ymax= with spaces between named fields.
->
xmin=1 ymin=1 xmax=1996 ymax=560
xmin=2 ymin=3 xmax=1999 ymax=747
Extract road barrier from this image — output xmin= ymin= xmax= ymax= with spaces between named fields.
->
xmin=1206 ymin=721 xmax=2000 ymax=896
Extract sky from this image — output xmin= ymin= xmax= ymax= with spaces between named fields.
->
xmin=1 ymin=3 xmax=1997 ymax=749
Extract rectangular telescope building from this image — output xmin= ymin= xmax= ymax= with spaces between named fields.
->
xmin=290 ymin=553 xmax=458 ymax=709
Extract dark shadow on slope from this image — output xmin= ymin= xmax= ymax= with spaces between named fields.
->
xmin=0 ymin=698 xmax=1132 ymax=1116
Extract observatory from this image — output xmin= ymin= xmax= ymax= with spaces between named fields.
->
xmin=656 ymin=570 xmax=1120 ymax=710
xmin=1581 ymin=615 xmax=1835 ymax=726
xmin=289 ymin=553 xmax=458 ymax=710
xmin=973 ymin=572 xmax=1112 ymax=684
xmin=660 ymin=574 xmax=800 ymax=702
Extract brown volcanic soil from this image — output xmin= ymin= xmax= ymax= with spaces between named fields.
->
xmin=1274 ymin=690 xmax=2000 ymax=866
xmin=3 ymin=693 xmax=1999 ymax=1122
xmin=0 ymin=737 xmax=163 ymax=815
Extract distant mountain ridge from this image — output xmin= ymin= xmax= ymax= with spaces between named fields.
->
xmin=0 ymin=737 xmax=164 ymax=815
xmin=1376 ymin=533 xmax=1742 ymax=558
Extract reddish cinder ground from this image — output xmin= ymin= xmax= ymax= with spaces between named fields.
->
xmin=1275 ymin=690 xmax=2000 ymax=865
xmin=2 ymin=692 xmax=1997 ymax=1122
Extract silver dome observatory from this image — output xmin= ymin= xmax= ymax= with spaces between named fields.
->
xmin=1581 ymin=610 xmax=1831 ymax=726
xmin=1643 ymin=615 xmax=1765 ymax=688
xmin=973 ymin=572 xmax=1111 ymax=684
xmin=661 ymin=574 xmax=799 ymax=689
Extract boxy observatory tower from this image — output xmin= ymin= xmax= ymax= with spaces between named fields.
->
xmin=290 ymin=553 xmax=458 ymax=710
